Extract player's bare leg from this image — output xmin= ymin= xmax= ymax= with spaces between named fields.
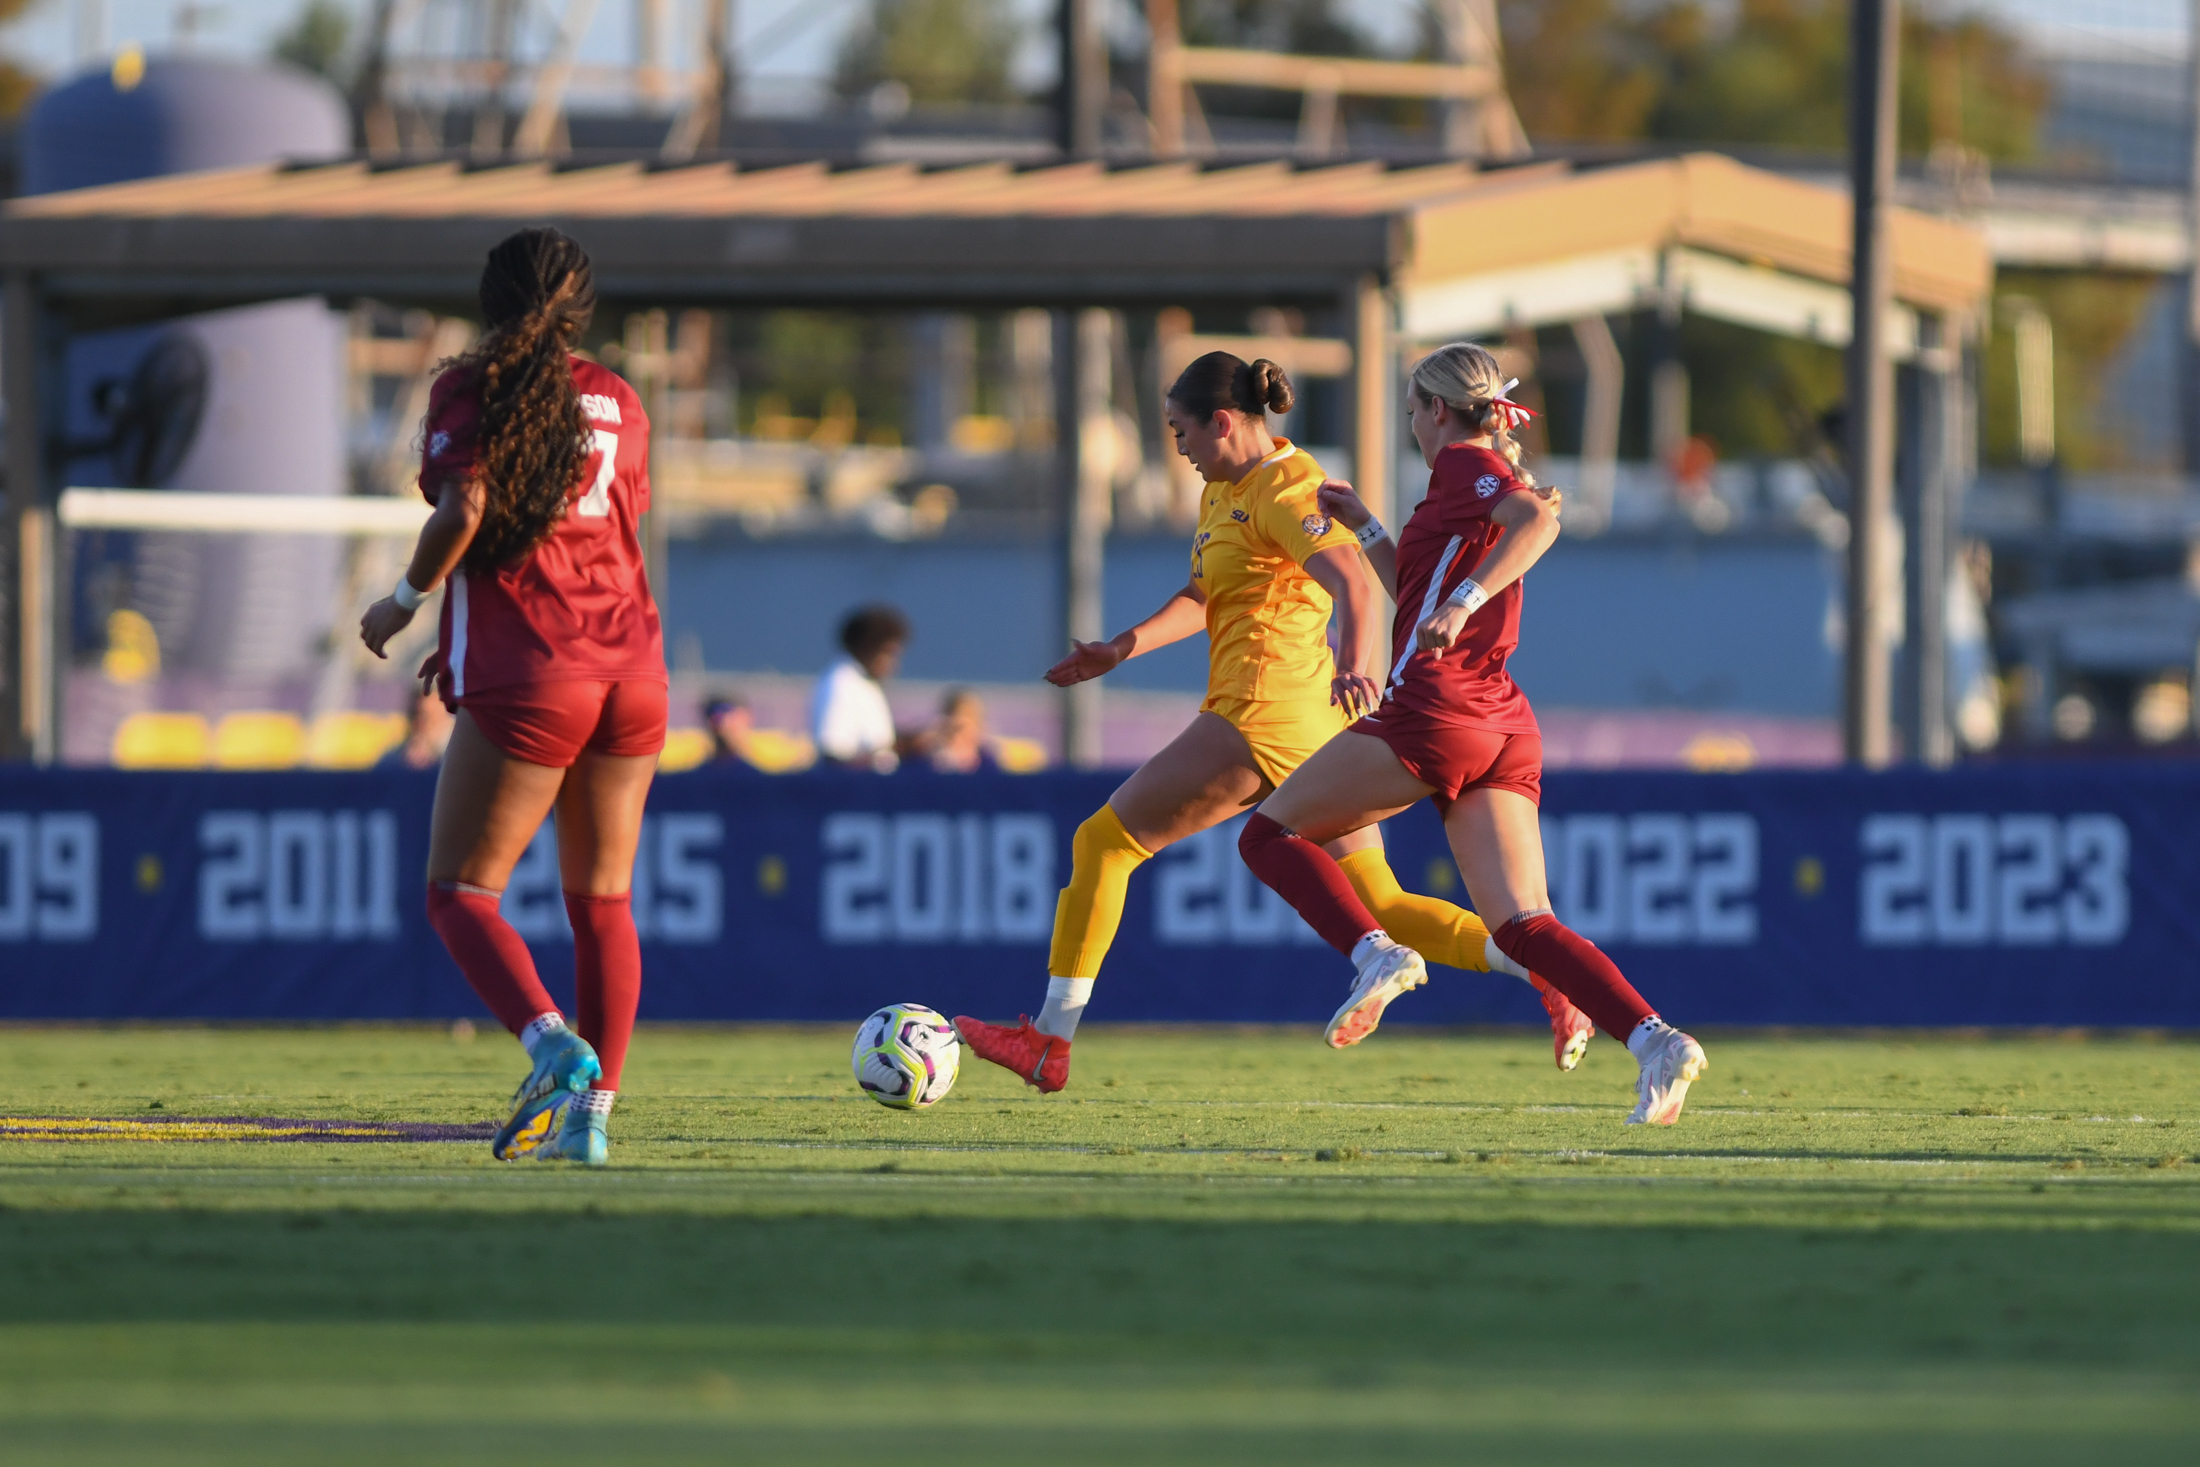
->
xmin=425 ymin=712 xmax=603 ymax=1158
xmin=956 ymin=713 xmax=1267 ymax=1093
xmin=1444 ymin=789 xmax=1705 ymax=1122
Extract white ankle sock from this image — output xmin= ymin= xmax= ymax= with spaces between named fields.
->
xmin=1483 ymin=934 xmax=1534 ymax=984
xmin=1035 ymin=978 xmax=1094 ymax=1040
xmin=1626 ymin=1016 xmax=1672 ymax=1061
xmin=1349 ymin=931 xmax=1391 ymax=970
xmin=519 ymin=1012 xmax=567 ymax=1057
xmin=573 ymin=1089 xmax=614 ymax=1118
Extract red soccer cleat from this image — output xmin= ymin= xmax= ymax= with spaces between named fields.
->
xmin=1531 ymin=974 xmax=1595 ymax=1072
xmin=952 ymin=1015 xmax=1072 ymax=1093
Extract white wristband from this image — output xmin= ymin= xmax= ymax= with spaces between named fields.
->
xmin=392 ymin=575 xmax=429 ymax=611
xmin=1444 ymin=578 xmax=1488 ymax=615
xmin=1354 ymin=517 xmax=1387 ymax=547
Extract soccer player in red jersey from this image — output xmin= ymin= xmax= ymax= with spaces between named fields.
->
xmin=359 ymin=227 xmax=666 ymax=1164
xmin=1238 ymin=343 xmax=1709 ymax=1125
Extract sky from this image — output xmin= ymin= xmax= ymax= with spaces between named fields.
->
xmin=0 ymin=0 xmax=2185 ymax=109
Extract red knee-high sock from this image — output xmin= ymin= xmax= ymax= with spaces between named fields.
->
xmin=565 ymin=892 xmax=641 ymax=1091
xmin=1238 ymin=813 xmax=1384 ymax=957
xmin=1492 ymin=912 xmax=1654 ymax=1042
xmin=425 ymin=882 xmax=559 ymax=1037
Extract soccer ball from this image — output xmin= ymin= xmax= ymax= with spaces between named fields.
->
xmin=851 ymin=1003 xmax=961 ymax=1110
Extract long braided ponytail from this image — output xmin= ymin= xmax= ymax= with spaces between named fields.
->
xmin=445 ymin=227 xmax=598 ymax=570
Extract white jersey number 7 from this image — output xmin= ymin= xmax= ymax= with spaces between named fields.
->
xmin=575 ymin=428 xmax=617 ymax=518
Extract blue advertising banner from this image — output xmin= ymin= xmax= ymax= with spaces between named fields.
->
xmin=0 ymin=764 xmax=2191 ymax=1027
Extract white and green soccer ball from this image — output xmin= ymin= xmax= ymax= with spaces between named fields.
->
xmin=851 ymin=1003 xmax=961 ymax=1110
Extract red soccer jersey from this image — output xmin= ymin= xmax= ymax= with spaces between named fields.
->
xmin=1380 ymin=442 xmax=1538 ymax=733
xmin=418 ymin=356 xmax=666 ymax=698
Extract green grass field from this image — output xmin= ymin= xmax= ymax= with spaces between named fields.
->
xmin=1 ymin=1022 xmax=2195 ymax=1465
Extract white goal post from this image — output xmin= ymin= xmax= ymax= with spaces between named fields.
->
xmin=57 ymin=489 xmax=432 ymax=537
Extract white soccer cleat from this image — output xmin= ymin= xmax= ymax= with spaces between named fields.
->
xmin=1625 ymin=1028 xmax=1708 ymax=1125
xmin=1325 ymin=938 xmax=1428 ymax=1049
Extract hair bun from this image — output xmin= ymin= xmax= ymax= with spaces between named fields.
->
xmin=1248 ymin=359 xmax=1294 ymax=416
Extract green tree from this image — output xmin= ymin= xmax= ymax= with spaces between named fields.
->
xmin=1981 ymin=272 xmax=2161 ymax=473
xmin=272 ymin=0 xmax=355 ymax=86
xmin=1498 ymin=0 xmax=2048 ymax=160
xmin=833 ymin=0 xmax=1023 ymax=106
xmin=1493 ymin=0 xmax=1665 ymax=143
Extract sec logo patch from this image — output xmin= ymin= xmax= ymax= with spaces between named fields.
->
xmin=1475 ymin=474 xmax=1501 ymax=497
xmin=1301 ymin=514 xmax=1331 ymax=538
xmin=429 ymin=430 xmax=451 ymax=458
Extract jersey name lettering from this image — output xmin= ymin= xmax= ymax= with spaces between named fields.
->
xmin=580 ymin=393 xmax=623 ymax=425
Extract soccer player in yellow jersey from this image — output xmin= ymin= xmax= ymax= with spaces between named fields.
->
xmin=954 ymin=352 xmax=1590 ymax=1092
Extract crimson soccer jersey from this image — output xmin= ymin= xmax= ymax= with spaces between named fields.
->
xmin=418 ymin=357 xmax=666 ymax=698
xmin=1380 ymin=442 xmax=1537 ymax=733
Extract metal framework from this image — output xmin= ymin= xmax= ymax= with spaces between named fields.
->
xmin=1144 ymin=0 xmax=1528 ymax=161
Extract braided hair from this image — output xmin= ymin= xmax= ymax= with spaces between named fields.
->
xmin=446 ymin=227 xmax=598 ymax=570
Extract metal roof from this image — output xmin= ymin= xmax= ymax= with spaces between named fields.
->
xmin=1 ymin=151 xmax=1991 ymax=320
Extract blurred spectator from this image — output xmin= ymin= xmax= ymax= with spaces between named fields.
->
xmin=812 ymin=604 xmax=910 ymax=771
xmin=378 ymin=685 xmax=453 ymax=770
xmin=703 ymin=694 xmax=761 ymax=767
xmin=919 ymin=687 xmax=999 ymax=773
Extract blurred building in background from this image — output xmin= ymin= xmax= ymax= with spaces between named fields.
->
xmin=1 ymin=0 xmax=2196 ymax=770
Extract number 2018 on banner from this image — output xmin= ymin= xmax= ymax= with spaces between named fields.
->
xmin=1860 ymin=813 xmax=2128 ymax=947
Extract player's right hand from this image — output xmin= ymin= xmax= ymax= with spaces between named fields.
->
xmin=1316 ymin=479 xmax=1370 ymax=530
xmin=1046 ymin=638 xmax=1124 ymax=687
xmin=358 ymin=596 xmax=415 ymax=659
xmin=1415 ymin=603 xmax=1469 ymax=654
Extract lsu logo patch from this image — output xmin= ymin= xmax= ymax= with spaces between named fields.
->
xmin=1475 ymin=473 xmax=1502 ymax=498
xmin=1231 ymin=509 xmax=1250 ymax=523
xmin=1301 ymin=514 xmax=1332 ymax=538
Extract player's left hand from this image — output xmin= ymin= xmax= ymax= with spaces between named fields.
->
xmin=1330 ymin=670 xmax=1380 ymax=720
xmin=359 ymin=597 xmax=415 ymax=659
xmin=1415 ymin=603 xmax=1469 ymax=654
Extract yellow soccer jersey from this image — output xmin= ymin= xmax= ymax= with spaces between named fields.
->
xmin=1190 ymin=439 xmax=1360 ymax=705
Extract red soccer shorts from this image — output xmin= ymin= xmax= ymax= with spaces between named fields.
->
xmin=461 ymin=679 xmax=669 ymax=769
xmin=1349 ymin=708 xmax=1542 ymax=811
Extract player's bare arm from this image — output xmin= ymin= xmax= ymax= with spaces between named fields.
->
xmin=1302 ymin=545 xmax=1381 ymax=720
xmin=1044 ymin=580 xmax=1207 ymax=687
xmin=1316 ymin=479 xmax=1397 ymax=601
xmin=358 ymin=476 xmax=487 ymax=660
xmin=1417 ymin=491 xmax=1559 ymax=654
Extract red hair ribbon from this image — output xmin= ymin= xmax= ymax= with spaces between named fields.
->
xmin=1491 ymin=377 xmax=1537 ymax=432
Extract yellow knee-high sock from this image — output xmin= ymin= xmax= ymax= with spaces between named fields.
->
xmin=1047 ymin=805 xmax=1155 ymax=979
xmin=1337 ymin=847 xmax=1494 ymax=973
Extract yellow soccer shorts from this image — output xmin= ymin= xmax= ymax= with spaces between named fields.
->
xmin=1204 ymin=692 xmax=1349 ymax=791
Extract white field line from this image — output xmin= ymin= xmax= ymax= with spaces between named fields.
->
xmin=653 ymin=1095 xmax=2182 ymax=1125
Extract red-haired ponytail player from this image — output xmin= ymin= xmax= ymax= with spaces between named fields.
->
xmin=1238 ymin=343 xmax=1709 ymax=1125
xmin=360 ymin=227 xmax=666 ymax=1164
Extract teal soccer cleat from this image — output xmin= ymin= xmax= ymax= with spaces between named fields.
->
xmin=535 ymin=1098 xmax=608 ymax=1166
xmin=491 ymin=1029 xmax=601 ymax=1160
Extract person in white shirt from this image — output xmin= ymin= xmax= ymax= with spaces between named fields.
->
xmin=810 ymin=604 xmax=910 ymax=770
